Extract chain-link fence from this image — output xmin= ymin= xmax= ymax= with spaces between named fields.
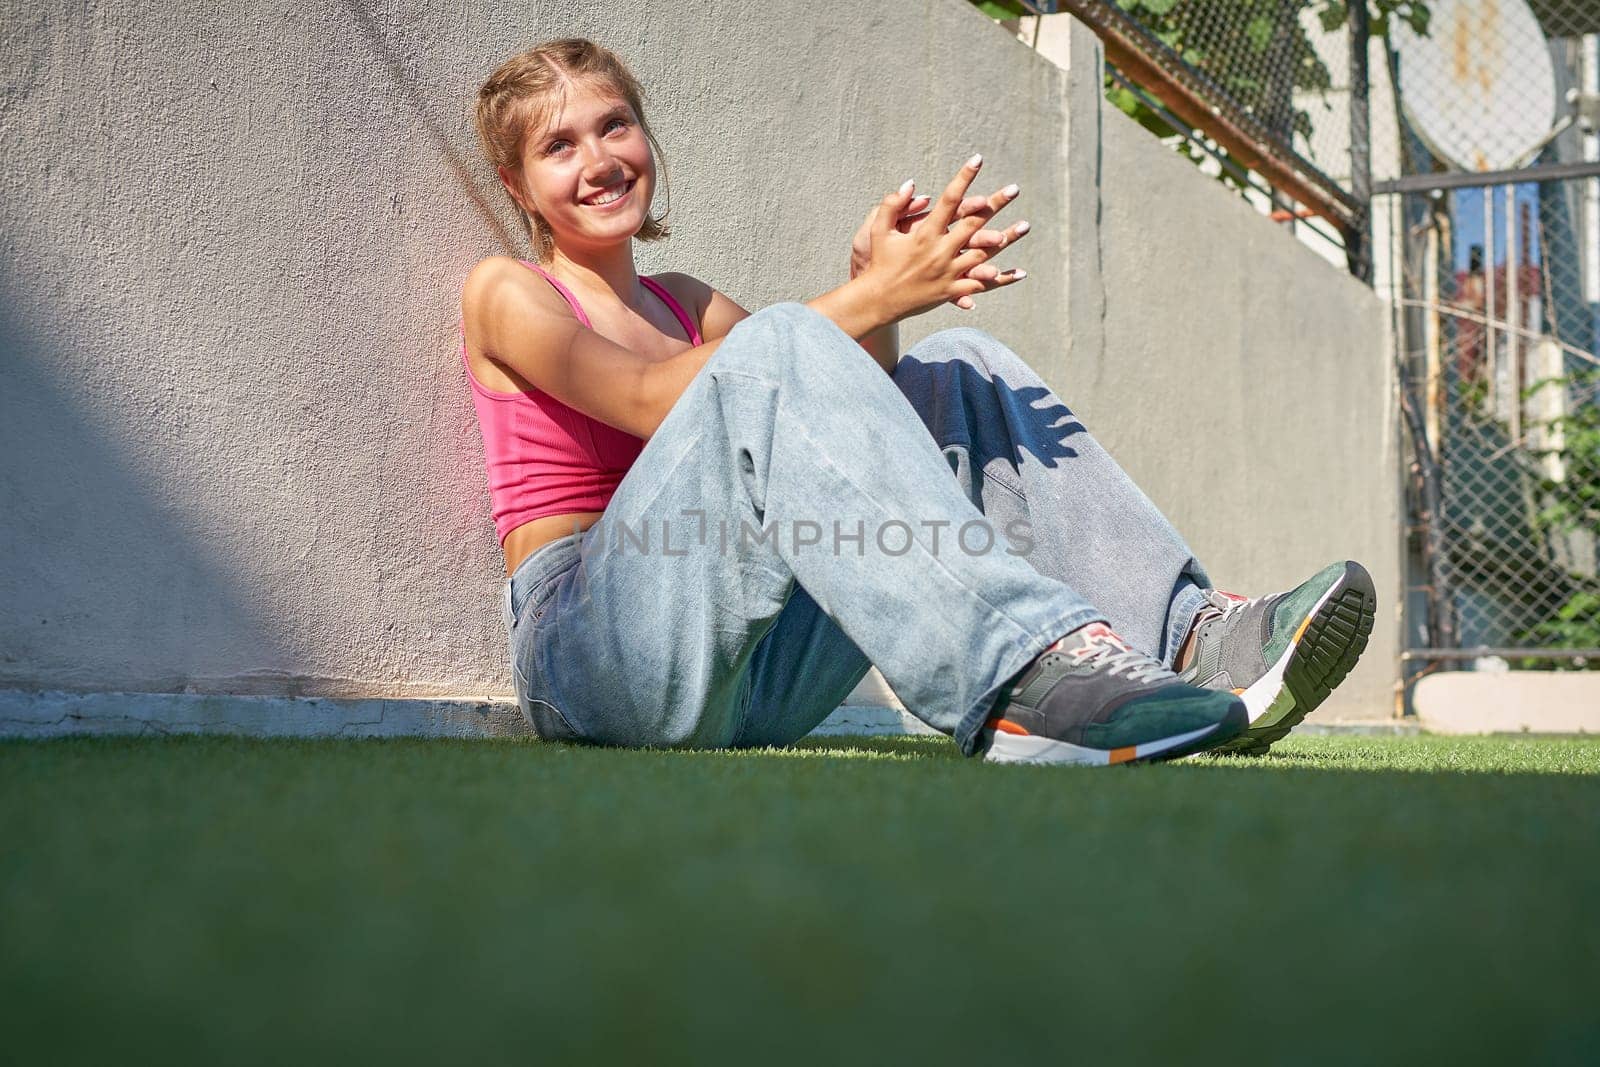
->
xmin=1047 ymin=0 xmax=1388 ymax=272
xmin=1104 ymin=1 xmax=1404 ymax=182
xmin=1396 ymin=175 xmax=1600 ymax=669
xmin=1386 ymin=3 xmax=1600 ymax=674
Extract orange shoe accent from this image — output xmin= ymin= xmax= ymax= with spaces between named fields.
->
xmin=988 ymin=717 xmax=1030 ymax=736
xmin=1293 ymin=615 xmax=1313 ymax=644
xmin=1232 ymin=687 xmax=1246 ymax=695
xmin=1109 ymin=745 xmax=1138 ymax=764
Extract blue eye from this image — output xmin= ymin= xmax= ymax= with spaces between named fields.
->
xmin=544 ymin=116 xmax=628 ymax=155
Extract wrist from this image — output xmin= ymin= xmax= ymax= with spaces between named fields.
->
xmin=809 ymin=274 xmax=899 ymax=339
xmin=845 ymin=272 xmax=898 ymax=331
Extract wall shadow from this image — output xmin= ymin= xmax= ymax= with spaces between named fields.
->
xmin=340 ymin=0 xmax=519 ymax=256
xmin=0 ymin=272 xmax=290 ymax=695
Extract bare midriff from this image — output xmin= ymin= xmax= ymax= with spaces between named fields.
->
xmin=503 ymin=511 xmax=605 ymax=577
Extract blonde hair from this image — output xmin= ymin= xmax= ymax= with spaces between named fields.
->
xmin=475 ymin=39 xmax=670 ymax=262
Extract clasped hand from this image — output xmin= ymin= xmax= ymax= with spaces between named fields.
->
xmin=849 ymin=154 xmax=1029 ymax=317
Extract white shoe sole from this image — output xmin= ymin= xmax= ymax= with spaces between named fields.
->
xmin=980 ymin=720 xmax=1230 ymax=766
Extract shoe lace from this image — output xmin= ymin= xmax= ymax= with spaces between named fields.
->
xmin=1051 ymin=626 xmax=1172 ymax=684
xmin=1085 ymin=644 xmax=1171 ymax=683
xmin=1202 ymin=588 xmax=1255 ymax=627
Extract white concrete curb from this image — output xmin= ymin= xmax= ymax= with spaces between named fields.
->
xmin=0 ymin=688 xmax=937 ymax=741
xmin=0 ymin=689 xmax=529 ymax=740
xmin=1414 ymin=671 xmax=1600 ymax=735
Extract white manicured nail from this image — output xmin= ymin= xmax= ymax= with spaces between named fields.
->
xmin=899 ymin=179 xmax=915 ymax=194
xmin=1015 ymin=220 xmax=1031 ymax=235
xmin=1014 ymin=269 xmax=1028 ymax=279
xmin=1002 ymin=183 xmax=1019 ymax=197
xmin=967 ymin=153 xmax=983 ymax=169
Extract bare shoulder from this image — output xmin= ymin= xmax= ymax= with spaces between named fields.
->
xmin=646 ymin=271 xmax=713 ymax=317
xmin=649 ymin=271 xmax=750 ymax=342
xmin=463 ymin=256 xmax=565 ymax=324
xmin=462 ymin=255 xmax=576 ymax=358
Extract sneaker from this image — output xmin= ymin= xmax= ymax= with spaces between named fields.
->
xmin=980 ymin=622 xmax=1247 ymax=766
xmin=1177 ymin=561 xmax=1377 ymax=756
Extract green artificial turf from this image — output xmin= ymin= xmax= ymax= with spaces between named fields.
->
xmin=4 ymin=734 xmax=1597 ymax=1065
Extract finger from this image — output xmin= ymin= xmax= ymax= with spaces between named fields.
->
xmin=956 ymin=182 xmax=1020 ymax=223
xmin=965 ymin=263 xmax=1001 ymax=283
xmin=949 ymin=277 xmax=987 ymax=306
xmin=947 ymin=209 xmax=1024 ymax=257
xmin=962 ymin=267 xmax=1028 ymax=296
xmin=896 ymin=211 xmax=930 ymax=234
xmin=894 ymin=196 xmax=933 ymax=234
xmin=952 ymin=194 xmax=989 ymax=220
xmin=874 ymin=180 xmax=916 ymax=239
xmin=965 ymin=217 xmax=1031 ymax=252
xmin=929 ymin=154 xmax=983 ymax=230
xmin=953 ymin=246 xmax=994 ymax=275
xmin=946 ymin=209 xmax=1006 ymax=254
xmin=965 ymin=227 xmax=1008 ymax=251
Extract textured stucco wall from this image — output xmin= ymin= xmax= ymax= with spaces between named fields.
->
xmin=1 ymin=0 xmax=1068 ymax=702
xmin=1080 ymin=102 xmax=1400 ymax=721
xmin=1 ymin=3 xmax=1397 ymax=724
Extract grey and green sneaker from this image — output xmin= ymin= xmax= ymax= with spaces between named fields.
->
xmin=1178 ymin=561 xmax=1377 ymax=756
xmin=980 ymin=622 xmax=1247 ymax=766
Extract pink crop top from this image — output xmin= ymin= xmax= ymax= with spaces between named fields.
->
xmin=462 ymin=261 xmax=703 ymax=544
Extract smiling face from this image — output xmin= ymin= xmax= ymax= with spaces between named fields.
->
xmin=504 ymin=80 xmax=657 ymax=255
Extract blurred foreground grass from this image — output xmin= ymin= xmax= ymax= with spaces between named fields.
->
xmin=3 ymin=734 xmax=1597 ymax=1064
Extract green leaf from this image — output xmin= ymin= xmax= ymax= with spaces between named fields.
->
xmin=1245 ymin=15 xmax=1273 ymax=51
xmin=971 ymin=0 xmax=1038 ymax=17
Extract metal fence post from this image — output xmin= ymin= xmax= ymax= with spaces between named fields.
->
xmin=1348 ymin=0 xmax=1373 ymax=282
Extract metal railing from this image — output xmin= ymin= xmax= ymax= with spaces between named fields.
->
xmin=1058 ymin=0 xmax=1382 ymax=276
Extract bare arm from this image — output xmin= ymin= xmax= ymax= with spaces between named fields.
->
xmin=462 ymin=259 xmax=900 ymax=441
xmin=463 ymin=160 xmax=1023 ymax=440
xmin=856 ymin=322 xmax=900 ymax=375
xmin=622 ymin=276 xmax=890 ymax=436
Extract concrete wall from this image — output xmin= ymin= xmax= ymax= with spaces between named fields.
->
xmin=1082 ymin=82 xmax=1400 ymax=722
xmin=1 ymin=0 xmax=1068 ymax=708
xmin=0 ymin=2 xmax=1398 ymax=732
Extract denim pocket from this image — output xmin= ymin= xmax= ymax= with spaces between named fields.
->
xmin=506 ymin=536 xmax=587 ymax=742
xmin=510 ymin=571 xmax=564 ymax=630
xmin=508 ymin=536 xmax=583 ymax=629
xmin=510 ymin=595 xmax=584 ymax=744
xmin=524 ymin=694 xmax=583 ymax=743
xmin=511 ymin=629 xmax=584 ymax=743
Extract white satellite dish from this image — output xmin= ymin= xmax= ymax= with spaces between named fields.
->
xmin=1393 ymin=0 xmax=1558 ymax=171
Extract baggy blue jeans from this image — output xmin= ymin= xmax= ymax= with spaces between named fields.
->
xmin=501 ymin=303 xmax=1211 ymax=755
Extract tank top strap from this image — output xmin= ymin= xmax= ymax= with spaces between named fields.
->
xmin=640 ymin=275 xmax=704 ymax=346
xmin=519 ymin=260 xmax=592 ymax=328
xmin=518 ymin=261 xmax=701 ymax=345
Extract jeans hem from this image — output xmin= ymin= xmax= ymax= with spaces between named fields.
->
xmin=1162 ymin=578 xmax=1212 ymax=670
xmin=952 ymin=605 xmax=1107 ymax=757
